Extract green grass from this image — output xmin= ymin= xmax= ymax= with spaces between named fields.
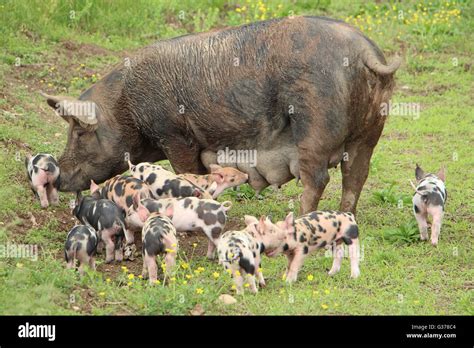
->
xmin=0 ymin=0 xmax=473 ymax=315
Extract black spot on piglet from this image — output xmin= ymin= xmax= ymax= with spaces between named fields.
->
xmin=239 ymin=256 xmax=255 ymax=275
xmin=346 ymin=225 xmax=359 ymax=239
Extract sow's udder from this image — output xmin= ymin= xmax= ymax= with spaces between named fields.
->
xmin=201 ymin=140 xmax=300 ymax=192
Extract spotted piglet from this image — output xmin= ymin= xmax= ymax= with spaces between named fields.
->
xmin=177 ymin=164 xmax=248 ymax=198
xmin=128 ymin=161 xmax=212 ymax=199
xmin=259 ymin=211 xmax=360 ymax=283
xmin=141 ymin=211 xmax=178 ymax=284
xmin=90 ymin=175 xmax=152 ymax=213
xmin=64 ymin=225 xmax=99 ymax=275
xmin=125 ymin=195 xmax=232 ymax=259
xmin=73 ymin=191 xmax=129 ymax=263
xmin=216 ymin=224 xmax=265 ymax=294
xmin=411 ymin=164 xmax=447 ymax=246
xmin=25 ymin=153 xmax=60 ymax=208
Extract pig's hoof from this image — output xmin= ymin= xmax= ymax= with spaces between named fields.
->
xmin=105 ymin=259 xmax=114 ymax=264
xmin=351 ymin=270 xmax=360 ymax=279
xmin=259 ymin=282 xmax=266 ymax=288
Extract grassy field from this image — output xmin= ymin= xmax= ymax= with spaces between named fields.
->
xmin=0 ymin=0 xmax=473 ymax=315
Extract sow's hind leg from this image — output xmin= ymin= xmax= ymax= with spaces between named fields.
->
xmin=340 ymin=132 xmax=382 ymax=214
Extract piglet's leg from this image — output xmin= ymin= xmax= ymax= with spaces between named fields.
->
xmin=66 ymin=252 xmax=75 ymax=270
xmin=414 ymin=210 xmax=429 ymax=241
xmin=246 ymin=273 xmax=258 ymax=294
xmin=328 ymin=244 xmax=344 ymax=276
xmin=228 ymin=263 xmax=244 ymax=294
xmin=144 ymin=253 xmax=158 ymax=284
xmin=348 ymin=238 xmax=360 ymax=278
xmin=255 ymin=256 xmax=265 ymax=288
xmin=46 ymin=183 xmax=59 ymax=205
xmin=164 ymin=252 xmax=176 ymax=274
xmin=141 ymin=253 xmax=149 ymax=280
xmin=206 ymin=239 xmax=216 ymax=260
xmin=36 ymin=185 xmax=49 ymax=208
xmin=89 ymin=256 xmax=96 ymax=271
xmin=428 ymin=206 xmax=443 ymax=246
xmin=101 ymin=229 xmax=115 ymax=263
xmin=286 ymin=249 xmax=305 ymax=283
xmin=114 ymin=232 xmax=124 ymax=262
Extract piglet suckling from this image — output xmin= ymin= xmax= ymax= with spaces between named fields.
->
xmin=178 ymin=164 xmax=248 ymax=198
xmin=25 ymin=153 xmax=60 ymax=208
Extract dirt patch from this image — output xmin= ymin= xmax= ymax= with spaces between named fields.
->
xmin=60 ymin=40 xmax=111 ymax=57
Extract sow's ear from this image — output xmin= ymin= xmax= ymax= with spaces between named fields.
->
xmin=40 ymin=92 xmax=99 ymax=131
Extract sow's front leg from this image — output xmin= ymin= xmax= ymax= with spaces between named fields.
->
xmin=162 ymin=136 xmax=207 ymax=174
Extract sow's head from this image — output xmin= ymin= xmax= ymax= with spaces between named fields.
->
xmin=41 ymin=92 xmax=127 ymax=192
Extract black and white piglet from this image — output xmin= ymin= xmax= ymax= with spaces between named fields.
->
xmin=141 ymin=211 xmax=178 ymax=284
xmin=25 ymin=153 xmax=60 ymax=208
xmin=64 ymin=225 xmax=99 ymax=275
xmin=411 ymin=164 xmax=447 ymax=246
xmin=73 ymin=191 xmax=131 ymax=263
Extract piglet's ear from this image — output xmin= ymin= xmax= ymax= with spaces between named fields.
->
xmin=128 ymin=160 xmax=135 ymax=172
xmin=258 ymin=215 xmax=266 ymax=233
xmin=164 ymin=205 xmax=174 ymax=218
xmin=415 ymin=164 xmax=425 ymax=181
xmin=209 ymin=164 xmax=223 ymax=172
xmin=244 ymin=215 xmax=258 ymax=226
xmin=437 ymin=166 xmax=446 ymax=182
xmin=211 ymin=172 xmax=224 ymax=184
xmin=137 ymin=205 xmax=150 ymax=223
xmin=90 ymin=180 xmax=100 ymax=194
xmin=132 ymin=193 xmax=141 ymax=210
xmin=284 ymin=212 xmax=295 ymax=234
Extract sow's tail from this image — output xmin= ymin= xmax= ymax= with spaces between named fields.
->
xmin=362 ymin=51 xmax=401 ymax=75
